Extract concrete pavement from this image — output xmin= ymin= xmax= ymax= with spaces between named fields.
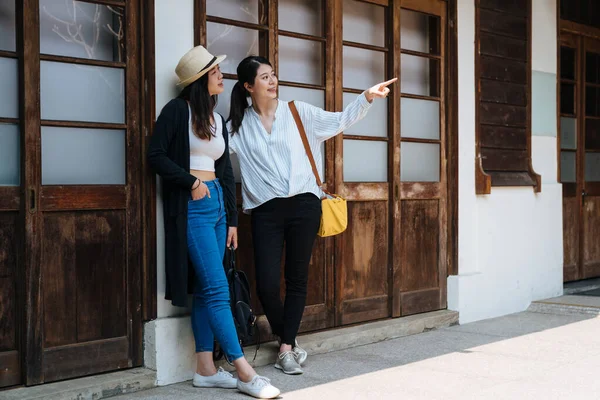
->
xmin=113 ymin=307 xmax=600 ymax=400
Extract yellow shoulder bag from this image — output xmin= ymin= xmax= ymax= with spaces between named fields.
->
xmin=289 ymin=101 xmax=348 ymax=237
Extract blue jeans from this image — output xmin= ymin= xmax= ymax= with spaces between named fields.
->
xmin=187 ymin=179 xmax=243 ymax=362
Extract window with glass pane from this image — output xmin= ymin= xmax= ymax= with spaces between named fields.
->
xmin=561 ymin=47 xmax=576 ymax=80
xmin=561 ymin=117 xmax=577 ymax=150
xmin=586 ymin=86 xmax=600 ymax=117
xmin=342 ymin=92 xmax=387 ymax=138
xmin=41 ymin=61 xmax=125 ymax=123
xmin=401 ymin=142 xmax=440 ymax=182
xmin=560 ymin=151 xmax=576 ymax=183
xmin=585 ymin=152 xmax=600 ymax=181
xmin=206 ymin=0 xmax=260 ymax=24
xmin=561 ymin=83 xmax=576 ymax=115
xmin=343 ymin=47 xmax=385 ymax=89
xmin=0 ymin=57 xmax=18 ymax=119
xmin=279 ymin=86 xmax=324 ymax=109
xmin=39 ymin=0 xmax=125 ymax=62
xmin=0 ymin=124 xmax=19 ymax=186
xmin=278 ymin=37 xmax=323 ymax=85
xmin=278 ymin=0 xmax=322 ymax=37
xmin=0 ymin=0 xmax=16 ymax=52
xmin=586 ymin=52 xmax=599 ymax=83
xmin=402 ymin=54 xmax=439 ymax=97
xmin=401 ymin=9 xmax=440 ymax=55
xmin=41 ymin=127 xmax=126 ymax=185
xmin=401 ymin=98 xmax=440 ymax=140
xmin=342 ymin=0 xmax=385 ymax=47
xmin=343 ymin=140 xmax=387 ymax=182
xmin=207 ymin=22 xmax=259 ymax=75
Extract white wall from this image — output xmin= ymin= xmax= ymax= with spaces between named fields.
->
xmin=448 ymin=0 xmax=563 ymax=324
xmin=144 ymin=0 xmax=197 ymax=386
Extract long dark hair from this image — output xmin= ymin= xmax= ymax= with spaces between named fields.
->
xmin=228 ymin=55 xmax=272 ymax=134
xmin=178 ymin=73 xmax=217 ymax=140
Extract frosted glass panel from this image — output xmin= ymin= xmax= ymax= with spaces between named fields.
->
xmin=279 ymin=37 xmax=323 ymax=85
xmin=39 ymin=0 xmax=125 ymax=61
xmin=0 ymin=0 xmax=16 ymax=52
xmin=207 ymin=23 xmax=259 ymax=75
xmin=343 ymin=92 xmax=387 ymax=137
xmin=401 ymin=10 xmax=432 ymax=53
xmin=401 ymin=142 xmax=439 ymax=182
xmin=342 ymin=0 xmax=385 ymax=47
xmin=343 ymin=46 xmax=385 ymax=89
xmin=0 ymin=57 xmax=18 ymax=118
xmin=560 ymin=151 xmax=576 ymax=183
xmin=279 ymin=86 xmax=324 ymax=109
xmin=206 ymin=0 xmax=260 ymax=24
xmin=585 ymin=152 xmax=600 ymax=182
xmin=278 ymin=0 xmax=323 ymax=37
xmin=0 ymin=124 xmax=19 ymax=186
xmin=42 ymin=127 xmax=125 ymax=185
xmin=401 ymin=98 xmax=440 ymax=140
xmin=343 ymin=140 xmax=387 ymax=182
xmin=41 ymin=61 xmax=125 ymax=123
xmin=402 ymin=54 xmax=435 ymax=96
xmin=560 ymin=117 xmax=577 ymax=150
xmin=214 ymin=79 xmax=237 ymax=121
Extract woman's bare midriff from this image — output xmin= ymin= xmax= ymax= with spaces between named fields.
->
xmin=191 ymin=169 xmax=217 ymax=183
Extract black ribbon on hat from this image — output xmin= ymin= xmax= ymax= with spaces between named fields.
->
xmin=199 ymin=56 xmax=217 ymax=73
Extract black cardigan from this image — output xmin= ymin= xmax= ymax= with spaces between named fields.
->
xmin=148 ymin=97 xmax=238 ymax=307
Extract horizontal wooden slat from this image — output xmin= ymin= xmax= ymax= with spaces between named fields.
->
xmin=481 ymin=148 xmax=529 ymax=171
xmin=0 ymin=350 xmax=20 ymax=387
xmin=400 ymin=137 xmax=441 ymax=145
xmin=339 ymin=183 xmax=389 ymax=201
xmin=340 ymin=295 xmax=388 ymax=326
xmin=278 ymin=80 xmax=325 ymax=91
xmin=479 ymin=102 xmax=527 ymax=127
xmin=0 ymin=117 xmax=19 ymax=124
xmin=0 ymin=187 xmax=20 ymax=211
xmin=400 ymin=287 xmax=442 ymax=316
xmin=343 ymin=40 xmax=388 ymax=53
xmin=40 ymin=54 xmax=125 ymax=69
xmin=585 ymin=183 xmax=600 ymax=197
xmin=480 ymin=55 xmax=527 ymax=84
xmin=41 ymin=120 xmax=127 ymax=130
xmin=343 ymin=134 xmax=388 ymax=142
xmin=563 ymin=182 xmax=577 ymax=197
xmin=400 ymin=93 xmax=441 ymax=102
xmin=400 ymin=48 xmax=442 ymax=60
xmin=480 ymin=125 xmax=527 ymax=149
xmin=41 ymin=186 xmax=126 ymax=211
xmin=43 ymin=336 xmax=130 ymax=382
xmin=363 ymin=0 xmax=388 ymax=7
xmin=401 ymin=0 xmax=445 ymax=17
xmin=206 ymin=15 xmax=268 ymax=31
xmin=279 ymin=30 xmax=326 ymax=42
xmin=0 ymin=50 xmax=17 ymax=59
xmin=561 ymin=20 xmax=600 ymax=41
xmin=480 ymin=79 xmax=527 ymax=106
xmin=488 ymin=171 xmax=536 ymax=186
xmin=480 ymin=32 xmax=527 ymax=61
xmin=479 ymin=0 xmax=528 ymax=17
xmin=77 ymin=0 xmax=125 ymax=6
xmin=480 ymin=8 xmax=527 ymax=39
xmin=400 ymin=182 xmax=441 ymax=199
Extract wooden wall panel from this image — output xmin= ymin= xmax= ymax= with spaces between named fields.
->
xmin=399 ymin=200 xmax=440 ymax=293
xmin=583 ymin=197 xmax=600 ymax=278
xmin=0 ymin=213 xmax=19 ymax=387
xmin=480 ymin=56 xmax=527 ymax=83
xmin=480 ymin=126 xmax=527 ymax=149
xmin=338 ymin=201 xmax=389 ymax=325
xmin=563 ymin=197 xmax=580 ymax=282
xmin=42 ymin=212 xmax=127 ymax=348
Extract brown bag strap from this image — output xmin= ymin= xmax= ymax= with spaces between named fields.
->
xmin=288 ymin=101 xmax=323 ymax=188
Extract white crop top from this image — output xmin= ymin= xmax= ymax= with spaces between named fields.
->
xmin=188 ymin=105 xmax=225 ymax=172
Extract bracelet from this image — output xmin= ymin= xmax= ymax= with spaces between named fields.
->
xmin=191 ymin=180 xmax=201 ymax=190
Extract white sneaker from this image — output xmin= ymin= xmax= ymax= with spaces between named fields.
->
xmin=237 ymin=375 xmax=281 ymax=399
xmin=192 ymin=367 xmax=237 ymax=389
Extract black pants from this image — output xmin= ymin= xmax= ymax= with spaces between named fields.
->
xmin=251 ymin=193 xmax=321 ymax=345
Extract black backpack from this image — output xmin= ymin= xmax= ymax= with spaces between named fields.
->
xmin=214 ymin=247 xmax=259 ymax=362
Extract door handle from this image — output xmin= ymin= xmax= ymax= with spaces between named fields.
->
xmin=29 ymin=187 xmax=37 ymax=214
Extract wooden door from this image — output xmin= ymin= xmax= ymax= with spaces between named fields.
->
xmin=335 ymin=0 xmax=447 ymax=325
xmin=20 ymin=0 xmax=142 ymax=384
xmin=0 ymin=0 xmax=22 ymax=387
xmin=560 ymin=32 xmax=600 ymax=282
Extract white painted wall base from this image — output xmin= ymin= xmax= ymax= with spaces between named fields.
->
xmin=144 ymin=317 xmax=195 ymax=386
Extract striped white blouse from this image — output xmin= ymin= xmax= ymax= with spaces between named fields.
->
xmin=229 ymin=92 xmax=373 ymax=213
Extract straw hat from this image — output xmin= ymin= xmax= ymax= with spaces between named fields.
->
xmin=175 ymin=46 xmax=226 ymax=88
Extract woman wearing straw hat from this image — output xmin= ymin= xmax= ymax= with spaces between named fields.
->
xmin=228 ymin=56 xmax=396 ymax=375
xmin=148 ymin=46 xmax=280 ymax=399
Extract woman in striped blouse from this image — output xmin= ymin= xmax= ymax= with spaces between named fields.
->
xmin=228 ymin=55 xmax=395 ymax=375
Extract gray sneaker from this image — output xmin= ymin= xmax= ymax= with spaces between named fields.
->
xmin=292 ymin=340 xmax=307 ymax=365
xmin=274 ymin=351 xmax=303 ymax=375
